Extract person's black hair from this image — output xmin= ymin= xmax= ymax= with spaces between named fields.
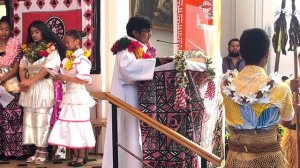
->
xmin=0 ymin=16 xmax=12 ymax=30
xmin=240 ymin=28 xmax=270 ymax=65
xmin=27 ymin=20 xmax=66 ymax=60
xmin=126 ymin=16 xmax=152 ymax=38
xmin=227 ymin=38 xmax=240 ymax=47
xmin=0 ymin=16 xmax=12 ymax=38
xmin=65 ymin=30 xmax=87 ymax=41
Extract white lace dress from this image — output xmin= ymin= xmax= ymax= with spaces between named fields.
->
xmin=48 ymin=49 xmax=95 ymax=148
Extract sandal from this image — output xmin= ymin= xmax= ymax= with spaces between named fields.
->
xmin=34 ymin=151 xmax=48 ymax=165
xmin=67 ymin=156 xmax=78 ymax=166
xmin=26 ymin=150 xmax=39 ymax=163
xmin=73 ymin=157 xmax=87 ymax=167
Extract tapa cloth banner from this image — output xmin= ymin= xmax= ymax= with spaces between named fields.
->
xmin=12 ymin=0 xmax=94 ymax=51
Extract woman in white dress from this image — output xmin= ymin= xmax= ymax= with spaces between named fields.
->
xmin=19 ymin=20 xmax=65 ymax=165
xmin=48 ymin=30 xmax=95 ymax=167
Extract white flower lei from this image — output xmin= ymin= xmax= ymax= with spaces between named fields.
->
xmin=221 ymin=69 xmax=282 ymax=105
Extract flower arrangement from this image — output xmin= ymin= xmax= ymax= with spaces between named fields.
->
xmin=174 ymin=50 xmax=215 ymax=108
xmin=222 ymin=70 xmax=281 ymax=105
xmin=64 ymin=49 xmax=91 ymax=70
xmin=174 ymin=51 xmax=189 ymax=109
xmin=22 ymin=41 xmax=55 ymax=62
xmin=111 ymin=37 xmax=156 ymax=59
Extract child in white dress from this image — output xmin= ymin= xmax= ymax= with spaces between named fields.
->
xmin=19 ymin=20 xmax=65 ymax=165
xmin=48 ymin=30 xmax=95 ymax=167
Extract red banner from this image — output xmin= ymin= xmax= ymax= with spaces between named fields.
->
xmin=177 ymin=0 xmax=214 ymax=51
xmin=22 ymin=10 xmax=82 ymax=43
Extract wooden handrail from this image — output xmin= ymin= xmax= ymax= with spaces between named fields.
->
xmin=91 ymin=92 xmax=222 ymax=166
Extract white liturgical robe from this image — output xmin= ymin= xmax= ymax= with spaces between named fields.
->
xmin=102 ymin=37 xmax=156 ymax=168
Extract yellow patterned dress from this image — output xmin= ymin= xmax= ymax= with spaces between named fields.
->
xmin=281 ymin=89 xmax=298 ymax=168
xmin=223 ymin=66 xmax=294 ymax=168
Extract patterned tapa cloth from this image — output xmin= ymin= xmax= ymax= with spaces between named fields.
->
xmin=138 ymin=70 xmax=207 ymax=167
xmin=0 ymin=93 xmax=36 ymax=158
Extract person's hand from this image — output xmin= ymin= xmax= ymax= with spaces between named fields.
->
xmin=54 ymin=74 xmax=69 ymax=82
xmin=20 ymin=79 xmax=33 ymax=88
xmin=290 ymin=79 xmax=300 ymax=93
xmin=20 ymin=85 xmax=29 ymax=92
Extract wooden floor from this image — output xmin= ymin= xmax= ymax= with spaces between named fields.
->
xmin=0 ymin=154 xmax=102 ymax=168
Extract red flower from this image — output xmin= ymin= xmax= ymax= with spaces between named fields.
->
xmin=142 ymin=53 xmax=153 ymax=59
xmin=38 ymin=50 xmax=48 ymax=57
xmin=111 ymin=37 xmax=156 ymax=59
xmin=128 ymin=41 xmax=141 ymax=53
xmin=111 ymin=43 xmax=120 ymax=54
xmin=127 ymin=43 xmax=135 ymax=52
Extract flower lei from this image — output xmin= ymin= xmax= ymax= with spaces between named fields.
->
xmin=174 ymin=50 xmax=215 ymax=109
xmin=111 ymin=37 xmax=156 ymax=59
xmin=22 ymin=41 xmax=55 ymax=63
xmin=0 ymin=37 xmax=20 ymax=67
xmin=222 ymin=70 xmax=281 ymax=105
xmin=64 ymin=49 xmax=91 ymax=70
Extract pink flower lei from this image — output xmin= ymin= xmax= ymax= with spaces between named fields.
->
xmin=0 ymin=37 xmax=20 ymax=67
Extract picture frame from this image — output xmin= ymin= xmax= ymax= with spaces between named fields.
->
xmin=130 ymin=0 xmax=173 ymax=31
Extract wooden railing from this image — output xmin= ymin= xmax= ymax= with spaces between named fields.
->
xmin=91 ymin=92 xmax=222 ymax=166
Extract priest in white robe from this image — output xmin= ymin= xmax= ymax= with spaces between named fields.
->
xmin=102 ymin=16 xmax=172 ymax=168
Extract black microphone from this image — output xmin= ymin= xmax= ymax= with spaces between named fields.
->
xmin=156 ymin=40 xmax=181 ymax=45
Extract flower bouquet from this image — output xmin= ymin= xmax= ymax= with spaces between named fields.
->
xmin=22 ymin=42 xmax=56 ymax=63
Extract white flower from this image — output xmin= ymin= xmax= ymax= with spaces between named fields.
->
xmin=227 ymin=84 xmax=236 ymax=91
xmin=227 ymin=77 xmax=234 ymax=82
xmin=269 ymin=72 xmax=282 ymax=85
xmin=232 ymin=69 xmax=239 ymax=76
xmin=262 ymin=91 xmax=269 ymax=97
xmin=222 ymin=87 xmax=232 ymax=96
xmin=246 ymin=94 xmax=258 ymax=104
xmin=259 ymin=84 xmax=271 ymax=92
xmin=234 ymin=92 xmax=242 ymax=101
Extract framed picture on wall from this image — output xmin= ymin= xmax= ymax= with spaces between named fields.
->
xmin=130 ymin=0 xmax=173 ymax=31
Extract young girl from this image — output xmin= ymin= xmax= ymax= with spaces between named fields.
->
xmin=19 ymin=20 xmax=65 ymax=164
xmin=48 ymin=30 xmax=95 ymax=167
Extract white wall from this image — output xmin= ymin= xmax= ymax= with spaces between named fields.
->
xmin=152 ymin=30 xmax=174 ymax=57
xmin=0 ymin=4 xmax=6 ymax=18
xmin=221 ymin=0 xmax=263 ymax=57
xmin=221 ymin=0 xmax=299 ymax=76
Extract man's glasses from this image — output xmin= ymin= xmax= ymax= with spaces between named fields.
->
xmin=141 ymin=29 xmax=152 ymax=34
